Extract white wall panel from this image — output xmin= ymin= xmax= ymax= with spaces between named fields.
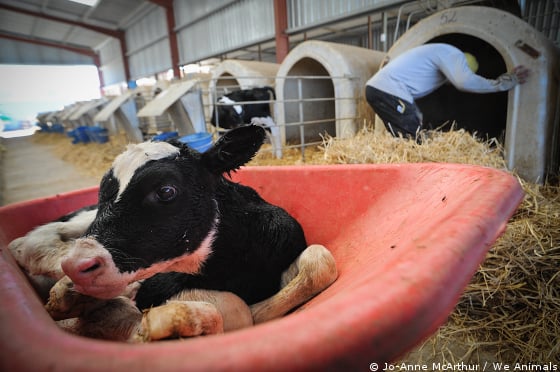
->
xmin=176 ymin=0 xmax=275 ymax=64
xmin=98 ymin=38 xmax=126 ymax=86
xmin=125 ymin=6 xmax=171 ymax=79
xmin=286 ymin=0 xmax=405 ymax=31
xmin=174 ymin=0 xmax=236 ymax=25
xmin=128 ymin=39 xmax=171 ymax=79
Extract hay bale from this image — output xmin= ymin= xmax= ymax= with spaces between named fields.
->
xmin=318 ymin=125 xmax=506 ymax=168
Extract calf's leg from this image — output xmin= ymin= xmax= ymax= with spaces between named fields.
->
xmin=128 ymin=288 xmax=254 ymax=341
xmin=9 ymin=209 xmax=96 ymax=279
xmin=46 ymin=276 xmax=142 ymax=341
xmin=46 ymin=276 xmax=251 ymax=342
xmin=137 ymin=244 xmax=337 ymax=339
xmin=132 ymin=301 xmax=223 ymax=342
xmin=250 ymin=244 xmax=337 ymax=324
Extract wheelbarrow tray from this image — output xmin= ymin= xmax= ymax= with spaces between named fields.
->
xmin=0 ymin=163 xmax=524 ymax=371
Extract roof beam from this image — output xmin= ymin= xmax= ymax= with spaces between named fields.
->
xmin=0 ymin=3 xmax=122 ymax=38
xmin=0 ymin=3 xmax=131 ymax=82
xmin=0 ymin=31 xmax=96 ymax=58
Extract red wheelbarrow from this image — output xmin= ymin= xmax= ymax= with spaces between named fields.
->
xmin=0 ymin=163 xmax=523 ymax=371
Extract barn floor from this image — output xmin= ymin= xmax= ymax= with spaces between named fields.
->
xmin=0 ymin=135 xmax=99 ymax=206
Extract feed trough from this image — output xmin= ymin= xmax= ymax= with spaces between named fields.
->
xmin=0 ymin=163 xmax=523 ymax=370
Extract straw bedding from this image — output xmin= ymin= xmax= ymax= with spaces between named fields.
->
xmin=31 ymin=127 xmax=559 ymax=364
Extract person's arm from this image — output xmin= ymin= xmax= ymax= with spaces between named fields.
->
xmin=440 ymin=54 xmax=529 ymax=93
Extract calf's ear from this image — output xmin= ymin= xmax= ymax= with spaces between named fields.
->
xmin=202 ymin=125 xmax=266 ymax=174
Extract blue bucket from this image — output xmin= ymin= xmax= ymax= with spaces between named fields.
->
xmin=87 ymin=127 xmax=109 ymax=143
xmin=179 ymin=132 xmax=213 ymax=152
xmin=51 ymin=123 xmax=65 ymax=133
xmin=67 ymin=129 xmax=78 ymax=144
xmin=96 ymin=129 xmax=109 ymax=143
xmin=67 ymin=127 xmax=90 ymax=144
xmin=76 ymin=126 xmax=91 ymax=143
xmin=153 ymin=131 xmax=179 ymax=141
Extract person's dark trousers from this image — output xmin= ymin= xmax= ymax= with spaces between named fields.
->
xmin=365 ymin=85 xmax=422 ymax=141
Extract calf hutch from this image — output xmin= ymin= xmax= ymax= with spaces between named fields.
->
xmin=275 ymin=40 xmax=385 ymax=144
xmin=382 ymin=6 xmax=560 ymax=183
xmin=206 ymin=61 xmax=281 ymax=157
xmin=208 ymin=59 xmax=279 ymax=95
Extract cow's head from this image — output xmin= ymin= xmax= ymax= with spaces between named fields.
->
xmin=61 ymin=125 xmax=266 ymax=299
xmin=210 ymin=96 xmax=244 ymax=129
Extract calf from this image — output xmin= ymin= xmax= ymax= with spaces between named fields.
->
xmin=211 ymin=86 xmax=282 ymax=158
xmin=10 ymin=124 xmax=336 ymax=341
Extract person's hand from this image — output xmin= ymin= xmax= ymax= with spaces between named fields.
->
xmin=513 ymin=65 xmax=529 ymax=84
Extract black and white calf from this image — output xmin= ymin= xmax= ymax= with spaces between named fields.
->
xmin=10 ymin=125 xmax=336 ymax=341
xmin=211 ymin=86 xmax=282 ymax=158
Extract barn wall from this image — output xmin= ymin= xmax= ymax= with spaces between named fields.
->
xmin=98 ymin=38 xmax=126 ymax=86
xmin=125 ymin=6 xmax=171 ymax=80
xmin=523 ymin=0 xmax=560 ymax=47
xmin=175 ymin=0 xmax=275 ymax=64
xmin=286 ymin=0 xmax=407 ymax=31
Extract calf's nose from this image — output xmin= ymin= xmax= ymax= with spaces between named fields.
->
xmin=61 ymin=255 xmax=106 ymax=283
xmin=76 ymin=256 xmax=103 ymax=274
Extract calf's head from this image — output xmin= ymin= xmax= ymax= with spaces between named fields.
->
xmin=210 ymin=96 xmax=243 ymax=129
xmin=61 ymin=125 xmax=266 ymax=299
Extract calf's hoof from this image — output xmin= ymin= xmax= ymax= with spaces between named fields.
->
xmin=132 ymin=301 xmax=224 ymax=342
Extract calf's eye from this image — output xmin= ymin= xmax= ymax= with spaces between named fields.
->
xmin=156 ymin=185 xmax=178 ymax=202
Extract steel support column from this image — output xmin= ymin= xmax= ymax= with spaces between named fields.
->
xmin=274 ymin=0 xmax=289 ymax=63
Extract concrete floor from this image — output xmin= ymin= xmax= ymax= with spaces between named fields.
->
xmin=0 ymin=135 xmax=99 ymax=206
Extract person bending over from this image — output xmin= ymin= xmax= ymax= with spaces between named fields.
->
xmin=365 ymin=43 xmax=529 ymax=140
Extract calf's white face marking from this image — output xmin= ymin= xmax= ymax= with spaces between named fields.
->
xmin=112 ymin=141 xmax=180 ymax=201
xmin=218 ymin=96 xmax=242 ymax=115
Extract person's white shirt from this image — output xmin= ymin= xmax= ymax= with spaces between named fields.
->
xmin=366 ymin=43 xmax=518 ymax=103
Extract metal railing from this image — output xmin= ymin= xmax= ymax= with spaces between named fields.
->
xmin=196 ymin=74 xmax=362 ymax=161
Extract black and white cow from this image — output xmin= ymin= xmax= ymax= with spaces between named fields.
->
xmin=211 ymin=86 xmax=282 ymax=158
xmin=9 ymin=125 xmax=336 ymax=341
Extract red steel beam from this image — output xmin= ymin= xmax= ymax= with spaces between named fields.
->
xmin=150 ymin=0 xmax=180 ymax=78
xmin=273 ymin=0 xmax=289 ymax=63
xmin=117 ymin=33 xmax=131 ymax=82
xmin=0 ymin=32 xmax=96 ymax=57
xmin=92 ymin=54 xmax=105 ymax=89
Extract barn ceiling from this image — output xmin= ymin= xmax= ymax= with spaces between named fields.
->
xmin=0 ymin=0 xmax=158 ymax=64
